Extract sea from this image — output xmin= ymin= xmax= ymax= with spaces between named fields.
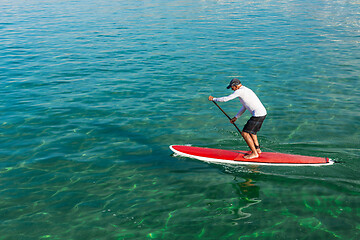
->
xmin=1 ymin=0 xmax=359 ymax=239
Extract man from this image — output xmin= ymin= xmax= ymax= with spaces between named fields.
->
xmin=208 ymin=78 xmax=267 ymax=159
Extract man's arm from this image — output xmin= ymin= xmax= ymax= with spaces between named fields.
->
xmin=230 ymin=106 xmax=246 ymax=123
xmin=235 ymin=106 xmax=246 ymax=118
xmin=209 ymin=91 xmax=239 ymax=102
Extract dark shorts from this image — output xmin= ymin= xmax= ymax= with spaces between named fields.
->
xmin=243 ymin=115 xmax=266 ymax=135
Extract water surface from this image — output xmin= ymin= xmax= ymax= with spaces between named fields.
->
xmin=0 ymin=0 xmax=359 ymax=239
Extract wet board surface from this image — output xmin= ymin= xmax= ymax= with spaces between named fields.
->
xmin=170 ymin=145 xmax=333 ymax=166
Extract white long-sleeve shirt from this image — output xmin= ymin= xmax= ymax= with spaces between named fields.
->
xmin=213 ymin=86 xmax=267 ymax=118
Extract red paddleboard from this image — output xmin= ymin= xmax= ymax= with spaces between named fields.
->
xmin=170 ymin=145 xmax=333 ymax=166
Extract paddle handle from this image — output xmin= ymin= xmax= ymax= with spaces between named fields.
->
xmin=212 ymin=101 xmax=242 ymax=134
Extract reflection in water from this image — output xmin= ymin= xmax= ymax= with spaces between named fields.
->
xmin=226 ymin=165 xmax=262 ymax=220
xmin=234 ymin=178 xmax=261 ymax=220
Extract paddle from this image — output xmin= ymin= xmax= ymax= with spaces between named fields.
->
xmin=212 ymin=101 xmax=243 ymax=135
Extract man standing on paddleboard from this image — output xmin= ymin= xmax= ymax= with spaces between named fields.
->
xmin=208 ymin=78 xmax=267 ymax=159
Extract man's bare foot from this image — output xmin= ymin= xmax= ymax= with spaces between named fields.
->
xmin=255 ymin=145 xmax=261 ymax=155
xmin=243 ymin=152 xmax=259 ymax=159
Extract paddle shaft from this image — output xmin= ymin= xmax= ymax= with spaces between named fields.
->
xmin=212 ymin=101 xmax=242 ymax=134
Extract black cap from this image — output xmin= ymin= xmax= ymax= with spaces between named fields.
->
xmin=226 ymin=78 xmax=241 ymax=89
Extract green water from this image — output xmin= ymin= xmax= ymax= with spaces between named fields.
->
xmin=1 ymin=0 xmax=359 ymax=239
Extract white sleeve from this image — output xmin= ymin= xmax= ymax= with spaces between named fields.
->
xmin=213 ymin=91 xmax=239 ymax=102
xmin=235 ymin=106 xmax=246 ymax=118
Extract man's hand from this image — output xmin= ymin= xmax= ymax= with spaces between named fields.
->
xmin=230 ymin=117 xmax=237 ymax=124
xmin=208 ymin=96 xmax=214 ymax=101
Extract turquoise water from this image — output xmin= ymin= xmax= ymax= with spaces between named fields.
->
xmin=1 ymin=0 xmax=359 ymax=239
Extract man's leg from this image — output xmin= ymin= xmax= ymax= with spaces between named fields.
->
xmin=241 ymin=115 xmax=266 ymax=159
xmin=241 ymin=131 xmax=259 ymax=159
xmin=250 ymin=134 xmax=261 ymax=154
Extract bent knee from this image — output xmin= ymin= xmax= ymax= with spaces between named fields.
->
xmin=241 ymin=131 xmax=249 ymax=137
